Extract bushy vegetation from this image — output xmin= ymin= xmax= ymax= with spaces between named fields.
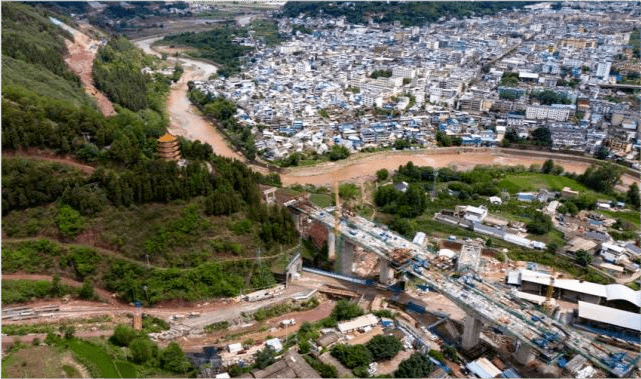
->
xmin=499 ymin=72 xmax=520 ymax=87
xmin=332 ymin=299 xmax=364 ymax=321
xmin=1 ymin=238 xmax=282 ymax=305
xmin=394 ymin=352 xmax=433 ymax=378
xmin=328 ymin=145 xmax=350 ymax=161
xmin=253 ymin=298 xmax=319 ymax=321
xmin=331 ymin=343 xmax=373 ymax=369
xmin=93 ymin=37 xmax=164 ymax=111
xmin=158 ymin=27 xmax=253 ymax=76
xmin=370 ymin=69 xmax=392 ymax=79
xmin=36 ymin=326 xmax=193 ymax=377
xmin=1 ymin=279 xmax=76 ymax=305
xmin=366 ymin=335 xmax=403 ymax=361
xmin=578 ymin=163 xmax=625 ymax=194
xmin=503 ymin=126 xmax=553 ymax=147
xmin=330 ymin=334 xmax=403 ymax=376
xmin=2 ymin=3 xmax=80 ymax=90
xmin=204 ymin=321 xmax=230 ymax=333
xmin=304 ymin=355 xmax=338 ymax=378
xmin=530 ymin=88 xmax=571 ymax=105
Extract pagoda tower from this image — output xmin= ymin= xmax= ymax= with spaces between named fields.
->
xmin=157 ymin=132 xmax=181 ymax=160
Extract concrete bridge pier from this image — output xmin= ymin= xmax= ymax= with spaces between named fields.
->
xmin=340 ymin=240 xmax=354 ymax=276
xmin=461 ymin=316 xmax=483 ymax=351
xmin=379 ymin=259 xmax=391 ymax=284
xmin=513 ymin=343 xmax=534 ymax=365
xmin=328 ymin=230 xmax=336 ymax=261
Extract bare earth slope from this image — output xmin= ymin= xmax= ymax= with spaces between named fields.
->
xmin=54 ymin=19 xmax=116 ymax=117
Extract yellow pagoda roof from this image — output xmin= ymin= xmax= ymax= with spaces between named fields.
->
xmin=158 ymin=133 xmax=176 ymax=143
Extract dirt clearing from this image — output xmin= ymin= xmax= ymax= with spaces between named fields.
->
xmin=56 ymin=19 xmax=116 ymax=116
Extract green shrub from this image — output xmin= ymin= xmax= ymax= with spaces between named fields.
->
xmin=330 ymin=344 xmax=372 ymax=369
xmin=56 ymin=204 xmax=85 ymax=239
xmin=204 ymin=321 xmax=230 ymax=333
xmin=366 ymin=335 xmax=402 ymax=361
xmin=110 ymin=324 xmax=138 ymax=347
xmin=332 ymin=300 xmax=363 ymax=321
xmin=160 ymin=342 xmax=191 ymax=373
xmin=130 ymin=337 xmax=154 ymax=364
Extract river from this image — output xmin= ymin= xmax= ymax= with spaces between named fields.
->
xmin=133 ymin=37 xmax=639 ymax=188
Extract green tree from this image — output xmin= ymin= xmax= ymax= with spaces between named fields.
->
xmin=332 ymin=300 xmax=363 ymax=321
xmin=330 ymin=344 xmax=372 ymax=369
xmin=376 ymin=169 xmax=389 ymax=182
xmin=366 ymin=335 xmax=402 ymax=361
xmin=50 ymin=273 xmax=64 ymax=297
xmin=526 ymin=213 xmax=553 ymax=235
xmin=299 ymin=339 xmax=311 ymax=354
xmin=436 ymin=131 xmax=452 ymax=147
xmin=542 ymin=159 xmax=555 ymax=174
xmin=56 ymin=204 xmax=85 ymax=239
xmin=442 ymin=345 xmax=460 ymax=363
xmin=129 ymin=337 xmax=154 ymax=364
xmin=78 ymin=279 xmax=96 ymax=300
xmin=626 ymin=182 xmax=640 ymax=207
xmin=595 ymin=146 xmax=610 ymax=160
xmin=254 ymin=346 xmax=276 ymax=369
xmin=110 ymin=324 xmax=138 ymax=347
xmin=160 ymin=342 xmax=191 ymax=373
xmin=328 ymin=145 xmax=350 ymax=161
xmin=579 ymin=164 xmax=624 ymax=193
xmin=531 ymin=127 xmax=552 ymax=146
xmin=395 ymin=353 xmax=433 ymax=378
xmin=576 ymin=249 xmax=592 ymax=266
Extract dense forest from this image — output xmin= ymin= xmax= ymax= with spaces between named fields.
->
xmin=157 ymin=27 xmax=253 ymax=77
xmin=93 ymin=37 xmax=171 ymax=112
xmin=281 ymin=2 xmax=534 ymax=26
xmin=1 ymin=2 xmax=299 ymax=305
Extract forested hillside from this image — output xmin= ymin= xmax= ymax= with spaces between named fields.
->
xmin=1 ymin=2 xmax=298 ymax=305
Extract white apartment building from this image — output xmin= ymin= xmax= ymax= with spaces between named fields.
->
xmin=596 ymin=61 xmax=612 ymax=80
xmin=362 ymin=92 xmax=376 ymax=107
xmin=392 ymin=66 xmax=416 ymax=79
xmin=526 ymin=104 xmax=572 ymax=122
xmin=295 ymin=61 xmax=311 ymax=73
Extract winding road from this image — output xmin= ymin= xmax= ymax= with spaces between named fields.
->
xmin=132 ymin=37 xmax=641 ymax=189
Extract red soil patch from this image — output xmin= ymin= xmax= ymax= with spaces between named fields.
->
xmin=62 ymin=25 xmax=116 ymax=117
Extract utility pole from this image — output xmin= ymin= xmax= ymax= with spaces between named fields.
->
xmin=432 ymin=169 xmax=439 ymax=200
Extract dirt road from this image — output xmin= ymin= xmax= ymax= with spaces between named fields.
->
xmin=52 ymin=18 xmax=116 ymax=117
xmin=279 ymin=149 xmax=640 ymax=187
xmin=2 ymin=150 xmax=96 ymax=174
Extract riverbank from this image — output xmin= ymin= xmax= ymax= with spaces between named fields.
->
xmin=133 ymin=38 xmax=640 ymax=189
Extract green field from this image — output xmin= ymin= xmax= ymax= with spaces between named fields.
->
xmin=497 ymin=173 xmax=592 ymax=194
xmin=310 ymin=193 xmax=333 ymax=208
xmin=67 ymin=340 xmax=129 ymax=378
xmin=599 ymin=210 xmax=641 ymax=227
